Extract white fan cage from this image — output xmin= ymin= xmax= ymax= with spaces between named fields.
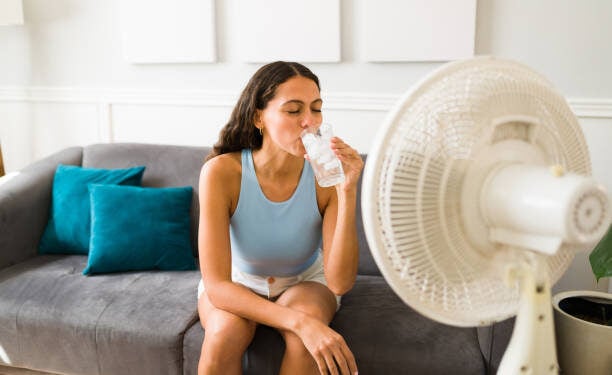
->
xmin=362 ymin=57 xmax=591 ymax=326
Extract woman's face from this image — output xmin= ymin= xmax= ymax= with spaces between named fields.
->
xmin=258 ymin=75 xmax=322 ymax=157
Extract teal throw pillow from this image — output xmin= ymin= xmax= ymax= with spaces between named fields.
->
xmin=83 ymin=184 xmax=196 ymax=275
xmin=39 ymin=164 xmax=145 ymax=255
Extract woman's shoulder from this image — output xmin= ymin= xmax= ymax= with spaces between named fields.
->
xmin=205 ymin=151 xmax=242 ymax=167
xmin=199 ymin=152 xmax=243 ymax=209
xmin=201 ymin=151 xmax=242 ymax=179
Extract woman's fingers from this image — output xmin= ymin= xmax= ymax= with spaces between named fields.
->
xmin=330 ymin=137 xmax=351 ymax=154
xmin=330 ymin=138 xmax=364 ymax=192
xmin=323 ymin=351 xmax=340 ymax=375
xmin=330 ymin=138 xmax=362 ymax=166
xmin=322 ymin=336 xmax=356 ymax=375
xmin=331 ymin=346 xmax=350 ymax=375
xmin=313 ymin=353 xmax=328 ymax=375
xmin=333 ymin=336 xmax=358 ymax=375
xmin=341 ymin=342 xmax=358 ymax=375
xmin=298 ymin=316 xmax=358 ymax=375
xmin=311 ymin=343 xmax=337 ymax=375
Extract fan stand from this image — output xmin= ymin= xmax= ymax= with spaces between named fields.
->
xmin=498 ymin=252 xmax=559 ymax=375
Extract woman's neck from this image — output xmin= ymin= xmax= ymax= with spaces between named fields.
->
xmin=251 ymin=147 xmax=303 ymax=180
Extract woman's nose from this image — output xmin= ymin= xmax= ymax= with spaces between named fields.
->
xmin=301 ymin=110 xmax=320 ymax=128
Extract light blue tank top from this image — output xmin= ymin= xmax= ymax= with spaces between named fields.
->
xmin=230 ymin=149 xmax=322 ymax=276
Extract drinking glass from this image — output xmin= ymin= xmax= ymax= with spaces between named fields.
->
xmin=300 ymin=123 xmax=345 ymax=187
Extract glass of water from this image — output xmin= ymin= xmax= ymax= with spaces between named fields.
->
xmin=300 ymin=123 xmax=345 ymax=187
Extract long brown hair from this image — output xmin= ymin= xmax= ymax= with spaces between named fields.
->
xmin=206 ymin=61 xmax=320 ymax=161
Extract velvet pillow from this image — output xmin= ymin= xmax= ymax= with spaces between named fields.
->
xmin=39 ymin=164 xmax=145 ymax=255
xmin=83 ymin=184 xmax=196 ymax=275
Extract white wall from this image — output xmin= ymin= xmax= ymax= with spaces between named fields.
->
xmin=0 ymin=0 xmax=611 ymax=292
xmin=2 ymin=1 xmax=612 ymax=93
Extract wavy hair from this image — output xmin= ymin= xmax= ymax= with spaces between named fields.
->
xmin=206 ymin=61 xmax=320 ymax=161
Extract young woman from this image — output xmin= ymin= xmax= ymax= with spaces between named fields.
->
xmin=197 ymin=61 xmax=363 ymax=375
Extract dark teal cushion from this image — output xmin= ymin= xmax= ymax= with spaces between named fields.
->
xmin=39 ymin=165 xmax=145 ymax=255
xmin=83 ymin=184 xmax=196 ymax=275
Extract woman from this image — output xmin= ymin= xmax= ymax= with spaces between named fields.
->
xmin=197 ymin=61 xmax=363 ymax=375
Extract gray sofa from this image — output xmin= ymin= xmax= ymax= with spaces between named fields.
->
xmin=0 ymin=143 xmax=512 ymax=375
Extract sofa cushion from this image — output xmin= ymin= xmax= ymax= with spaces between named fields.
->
xmin=331 ymin=275 xmax=485 ymax=374
xmin=182 ymin=275 xmax=485 ymax=375
xmin=82 ymin=143 xmax=209 ymax=258
xmin=38 ymin=164 xmax=145 ymax=255
xmin=83 ymin=184 xmax=196 ymax=275
xmin=0 ymin=255 xmax=200 ymax=375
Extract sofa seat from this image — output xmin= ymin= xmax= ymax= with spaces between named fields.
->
xmin=0 ymin=255 xmax=200 ymax=375
xmin=182 ymin=275 xmax=486 ymax=375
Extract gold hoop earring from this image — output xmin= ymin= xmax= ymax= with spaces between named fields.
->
xmin=259 ymin=127 xmax=263 ymax=136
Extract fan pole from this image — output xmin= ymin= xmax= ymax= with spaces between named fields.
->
xmin=498 ymin=253 xmax=559 ymax=375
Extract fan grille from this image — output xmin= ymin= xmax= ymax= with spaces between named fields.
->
xmin=368 ymin=58 xmax=590 ymax=325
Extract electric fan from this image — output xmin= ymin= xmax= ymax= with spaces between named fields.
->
xmin=361 ymin=56 xmax=611 ymax=374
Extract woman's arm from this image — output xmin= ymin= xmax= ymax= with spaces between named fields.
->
xmin=198 ymin=155 xmax=357 ymax=374
xmin=321 ymin=137 xmax=364 ymax=295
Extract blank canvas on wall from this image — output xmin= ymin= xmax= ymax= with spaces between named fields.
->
xmin=363 ymin=0 xmax=476 ymax=62
xmin=0 ymin=0 xmax=23 ymax=25
xmin=237 ymin=0 xmax=340 ymax=63
xmin=119 ymin=0 xmax=216 ymax=63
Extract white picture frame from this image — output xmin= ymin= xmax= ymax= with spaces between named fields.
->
xmin=0 ymin=0 xmax=24 ymax=25
xmin=363 ymin=0 xmax=476 ymax=62
xmin=119 ymin=0 xmax=216 ymax=63
xmin=236 ymin=0 xmax=341 ymax=63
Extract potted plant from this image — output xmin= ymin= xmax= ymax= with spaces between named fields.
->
xmin=552 ymin=225 xmax=611 ymax=375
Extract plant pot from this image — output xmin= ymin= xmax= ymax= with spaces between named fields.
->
xmin=552 ymin=290 xmax=612 ymax=375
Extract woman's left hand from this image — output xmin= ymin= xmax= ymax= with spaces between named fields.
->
xmin=330 ymin=137 xmax=364 ymax=192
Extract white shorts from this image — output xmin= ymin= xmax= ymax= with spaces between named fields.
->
xmin=198 ymin=253 xmax=341 ymax=307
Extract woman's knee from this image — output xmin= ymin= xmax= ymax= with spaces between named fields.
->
xmin=276 ymin=282 xmax=337 ymax=323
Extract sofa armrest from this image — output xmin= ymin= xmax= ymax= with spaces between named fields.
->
xmin=0 ymin=147 xmax=83 ymax=270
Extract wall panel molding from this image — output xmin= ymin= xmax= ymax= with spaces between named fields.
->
xmin=565 ymin=98 xmax=612 ymax=119
xmin=2 ymin=86 xmax=610 ymax=118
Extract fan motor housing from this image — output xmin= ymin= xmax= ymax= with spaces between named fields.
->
xmin=481 ymin=162 xmax=610 ymax=254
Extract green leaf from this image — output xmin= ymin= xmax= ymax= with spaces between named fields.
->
xmin=590 ymin=225 xmax=612 ymax=282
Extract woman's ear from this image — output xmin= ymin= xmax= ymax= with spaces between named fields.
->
xmin=253 ymin=110 xmax=264 ymax=130
xmin=253 ymin=110 xmax=261 ymax=127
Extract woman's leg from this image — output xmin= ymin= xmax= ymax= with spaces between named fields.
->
xmin=275 ymin=281 xmax=338 ymax=375
xmin=197 ymin=292 xmax=257 ymax=375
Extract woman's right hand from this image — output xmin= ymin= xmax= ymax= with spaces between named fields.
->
xmin=297 ymin=315 xmax=358 ymax=375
